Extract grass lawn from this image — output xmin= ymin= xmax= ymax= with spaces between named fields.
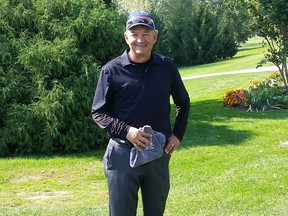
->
xmin=1 ymin=38 xmax=288 ymax=215
xmin=179 ymin=37 xmax=274 ymax=77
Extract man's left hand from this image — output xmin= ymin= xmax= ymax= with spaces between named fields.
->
xmin=165 ymin=134 xmax=180 ymax=155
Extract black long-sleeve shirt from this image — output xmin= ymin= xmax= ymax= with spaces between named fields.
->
xmin=91 ymin=50 xmax=190 ymax=141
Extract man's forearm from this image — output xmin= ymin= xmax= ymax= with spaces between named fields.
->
xmin=172 ymin=97 xmax=190 ymax=141
xmin=92 ymin=111 xmax=130 ymax=139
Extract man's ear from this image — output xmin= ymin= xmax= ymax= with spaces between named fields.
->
xmin=124 ymin=31 xmax=128 ymax=42
xmin=153 ymin=31 xmax=158 ymax=43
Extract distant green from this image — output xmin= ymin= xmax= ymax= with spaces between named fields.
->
xmin=180 ymin=37 xmax=273 ymax=77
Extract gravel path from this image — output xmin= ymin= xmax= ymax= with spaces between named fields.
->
xmin=182 ymin=66 xmax=278 ymax=80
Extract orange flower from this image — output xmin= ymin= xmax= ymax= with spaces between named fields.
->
xmin=223 ymin=89 xmax=248 ymax=108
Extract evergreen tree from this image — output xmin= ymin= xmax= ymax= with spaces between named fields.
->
xmin=154 ymin=0 xmax=241 ymax=65
xmin=0 ymin=0 xmax=126 ymax=156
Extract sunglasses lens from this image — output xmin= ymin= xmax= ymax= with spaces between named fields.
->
xmin=126 ymin=17 xmax=155 ymax=29
xmin=142 ymin=18 xmax=150 ymax=24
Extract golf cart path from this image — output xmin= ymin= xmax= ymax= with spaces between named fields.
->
xmin=182 ymin=66 xmax=278 ymax=80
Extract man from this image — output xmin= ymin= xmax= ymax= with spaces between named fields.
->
xmin=91 ymin=11 xmax=190 ymax=216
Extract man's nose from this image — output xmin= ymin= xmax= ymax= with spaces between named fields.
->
xmin=136 ymin=36 xmax=144 ymax=42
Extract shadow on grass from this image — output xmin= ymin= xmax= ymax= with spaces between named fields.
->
xmin=238 ymin=46 xmax=262 ymax=52
xmin=183 ymin=122 xmax=251 ymax=148
xmin=179 ymin=99 xmax=288 ymax=148
xmin=227 ymin=53 xmax=258 ymax=60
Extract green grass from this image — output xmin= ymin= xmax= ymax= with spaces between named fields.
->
xmin=170 ymin=73 xmax=288 ymax=215
xmin=0 ymin=152 xmax=108 ymax=215
xmin=180 ymin=37 xmax=273 ymax=77
xmin=1 ymin=37 xmax=288 ymax=215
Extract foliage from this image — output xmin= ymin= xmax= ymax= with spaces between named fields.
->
xmin=223 ymin=72 xmax=288 ymax=111
xmin=0 ymin=0 xmax=126 ymax=156
xmin=153 ymin=0 xmax=252 ymax=65
xmin=223 ymin=89 xmax=249 ymax=108
xmin=245 ymin=72 xmax=288 ymax=110
xmin=245 ymin=0 xmax=288 ymax=92
xmin=219 ymin=0 xmax=254 ymax=43
xmin=115 ymin=0 xmax=153 ymax=13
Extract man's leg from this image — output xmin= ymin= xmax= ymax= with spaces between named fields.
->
xmin=104 ymin=139 xmax=144 ymax=216
xmin=141 ymin=153 xmax=171 ymax=216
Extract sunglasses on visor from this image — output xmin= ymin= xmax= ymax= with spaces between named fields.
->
xmin=126 ymin=16 xmax=155 ymax=30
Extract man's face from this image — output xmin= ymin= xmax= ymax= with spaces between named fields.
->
xmin=124 ymin=26 xmax=158 ymax=62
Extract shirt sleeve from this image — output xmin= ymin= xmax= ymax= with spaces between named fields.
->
xmin=91 ymin=66 xmax=130 ymax=139
xmin=172 ymin=97 xmax=190 ymax=141
xmin=92 ymin=111 xmax=130 ymax=139
xmin=169 ymin=60 xmax=190 ymax=141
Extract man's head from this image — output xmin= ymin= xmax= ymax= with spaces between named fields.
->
xmin=124 ymin=12 xmax=158 ymax=63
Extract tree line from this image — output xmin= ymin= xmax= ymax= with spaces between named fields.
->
xmin=0 ymin=0 xmax=285 ymax=156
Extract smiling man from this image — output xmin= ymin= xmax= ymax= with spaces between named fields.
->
xmin=92 ymin=11 xmax=190 ymax=216
xmin=124 ymin=18 xmax=157 ymax=62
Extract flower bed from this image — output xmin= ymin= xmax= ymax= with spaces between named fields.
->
xmin=223 ymin=72 xmax=288 ymax=111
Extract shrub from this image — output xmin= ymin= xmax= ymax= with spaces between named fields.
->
xmin=0 ymin=0 xmax=126 ymax=156
xmin=223 ymin=72 xmax=288 ymax=111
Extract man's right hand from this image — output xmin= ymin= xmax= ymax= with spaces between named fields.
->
xmin=126 ymin=127 xmax=152 ymax=151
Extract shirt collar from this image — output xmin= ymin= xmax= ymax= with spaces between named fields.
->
xmin=120 ymin=49 xmax=159 ymax=67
